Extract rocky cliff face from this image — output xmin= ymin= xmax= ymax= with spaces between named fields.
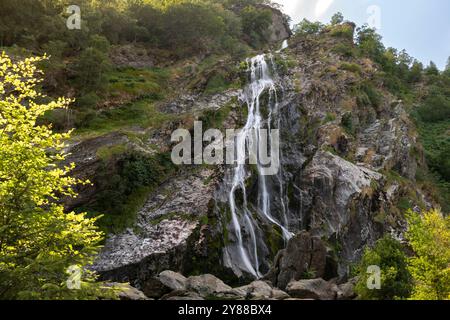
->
xmin=86 ymin=24 xmax=430 ymax=291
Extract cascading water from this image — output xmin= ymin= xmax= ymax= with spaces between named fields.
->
xmin=226 ymin=53 xmax=292 ymax=278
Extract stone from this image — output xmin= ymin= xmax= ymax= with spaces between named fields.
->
xmin=237 ymin=281 xmax=273 ymax=299
xmin=265 ymin=6 xmax=291 ymax=43
xmin=186 ymin=274 xmax=236 ymax=298
xmin=141 ymin=277 xmax=171 ymax=299
xmin=271 ymin=289 xmax=291 ymax=300
xmin=161 ymin=290 xmax=204 ymax=301
xmin=233 ymin=281 xmax=290 ymax=300
xmin=265 ymin=231 xmax=327 ymax=290
xmin=158 ymin=270 xmax=187 ymax=291
xmin=336 ymin=277 xmax=358 ymax=300
xmin=112 ymin=283 xmax=151 ymax=301
xmin=286 ymin=279 xmax=337 ymax=300
xmin=138 ymin=271 xmax=186 ymax=299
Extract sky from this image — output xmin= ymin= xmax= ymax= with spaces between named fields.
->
xmin=276 ymin=0 xmax=450 ymax=69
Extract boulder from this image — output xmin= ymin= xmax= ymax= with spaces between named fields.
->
xmin=113 ymin=283 xmax=151 ymax=300
xmin=140 ymin=270 xmax=187 ymax=299
xmin=286 ymin=279 xmax=337 ymax=300
xmin=233 ymin=280 xmax=290 ymax=300
xmin=271 ymin=289 xmax=291 ymax=300
xmin=158 ymin=270 xmax=187 ymax=291
xmin=336 ymin=277 xmax=358 ymax=300
xmin=265 ymin=231 xmax=327 ymax=290
xmin=186 ymin=274 xmax=237 ymax=299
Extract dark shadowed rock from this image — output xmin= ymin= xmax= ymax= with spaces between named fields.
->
xmin=336 ymin=277 xmax=358 ymax=300
xmin=265 ymin=231 xmax=327 ymax=290
xmin=139 ymin=270 xmax=187 ymax=299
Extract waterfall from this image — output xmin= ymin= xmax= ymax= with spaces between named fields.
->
xmin=226 ymin=53 xmax=292 ymax=278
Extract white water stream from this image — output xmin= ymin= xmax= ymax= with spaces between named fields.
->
xmin=227 ymin=50 xmax=292 ymax=278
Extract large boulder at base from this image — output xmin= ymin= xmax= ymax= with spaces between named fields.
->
xmin=286 ymin=279 xmax=337 ymax=300
xmin=336 ymin=277 xmax=358 ymax=300
xmin=112 ymin=283 xmax=151 ymax=300
xmin=140 ymin=270 xmax=187 ymax=299
xmin=234 ymin=280 xmax=290 ymax=300
xmin=265 ymin=231 xmax=327 ymax=290
xmin=186 ymin=274 xmax=237 ymax=299
xmin=158 ymin=270 xmax=187 ymax=291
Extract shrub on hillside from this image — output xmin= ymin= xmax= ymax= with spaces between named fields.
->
xmin=355 ymin=236 xmax=412 ymax=300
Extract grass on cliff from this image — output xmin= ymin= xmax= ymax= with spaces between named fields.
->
xmin=106 ymin=67 xmax=170 ymax=99
xmin=75 ymin=98 xmax=174 ymax=137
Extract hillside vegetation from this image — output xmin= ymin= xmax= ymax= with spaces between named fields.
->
xmin=0 ymin=2 xmax=449 ymax=300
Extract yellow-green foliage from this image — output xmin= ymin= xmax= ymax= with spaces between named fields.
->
xmin=0 ymin=53 xmax=117 ymax=299
xmin=406 ymin=209 xmax=450 ymax=300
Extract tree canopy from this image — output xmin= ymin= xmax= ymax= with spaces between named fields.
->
xmin=0 ymin=52 xmax=116 ymax=299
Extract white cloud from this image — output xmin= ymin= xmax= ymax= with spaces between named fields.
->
xmin=314 ymin=0 xmax=334 ymax=18
xmin=276 ymin=0 xmax=335 ymax=23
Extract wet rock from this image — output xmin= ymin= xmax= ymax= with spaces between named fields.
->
xmin=286 ymin=279 xmax=337 ymax=300
xmin=265 ymin=231 xmax=327 ymax=290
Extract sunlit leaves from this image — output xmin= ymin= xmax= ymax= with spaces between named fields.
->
xmin=0 ymin=52 xmax=117 ymax=299
xmin=406 ymin=209 xmax=450 ymax=300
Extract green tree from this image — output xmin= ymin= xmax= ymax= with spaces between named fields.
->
xmin=408 ymin=60 xmax=423 ymax=83
xmin=356 ymin=25 xmax=385 ymax=64
xmin=74 ymin=40 xmax=111 ymax=94
xmin=330 ymin=12 xmax=344 ymax=25
xmin=293 ymin=19 xmax=324 ymax=36
xmin=240 ymin=5 xmax=273 ymax=48
xmin=406 ymin=209 xmax=450 ymax=300
xmin=418 ymin=91 xmax=450 ymax=122
xmin=425 ymin=61 xmax=440 ymax=76
xmin=0 ymin=53 xmax=116 ymax=299
xmin=443 ymin=57 xmax=450 ymax=77
xmin=355 ymin=236 xmax=412 ymax=300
